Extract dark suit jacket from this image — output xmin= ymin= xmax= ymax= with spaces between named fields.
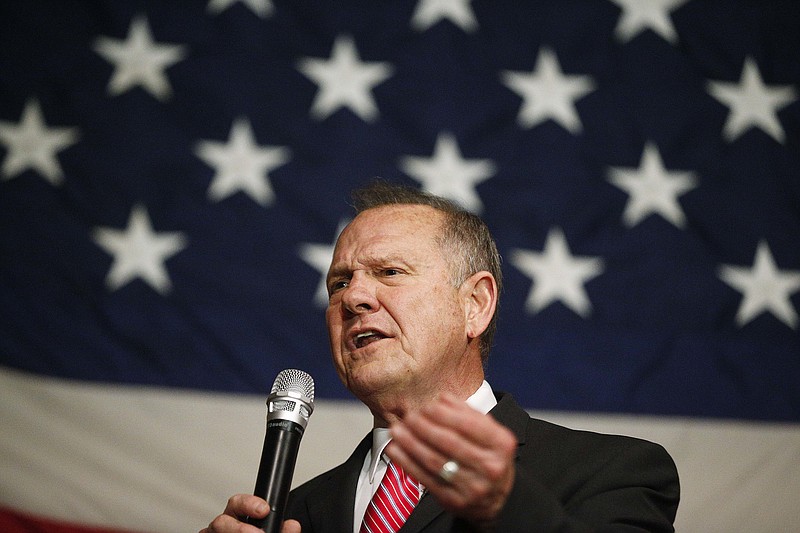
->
xmin=285 ymin=393 xmax=679 ymax=532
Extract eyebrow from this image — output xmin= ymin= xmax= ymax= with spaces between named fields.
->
xmin=326 ymin=253 xmax=412 ymax=281
xmin=325 ymin=265 xmax=347 ymax=284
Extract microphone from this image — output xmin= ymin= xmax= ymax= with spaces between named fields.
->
xmin=246 ymin=369 xmax=315 ymax=532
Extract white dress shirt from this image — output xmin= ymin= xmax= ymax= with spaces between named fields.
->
xmin=351 ymin=381 xmax=498 ymax=532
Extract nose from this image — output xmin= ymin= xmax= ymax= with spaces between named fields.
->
xmin=340 ymin=272 xmax=379 ymax=317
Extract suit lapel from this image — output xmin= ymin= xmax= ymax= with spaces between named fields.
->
xmin=398 ymin=489 xmax=447 ymax=532
xmin=489 ymin=392 xmax=530 ymax=450
xmin=305 ymin=434 xmax=371 ymax=533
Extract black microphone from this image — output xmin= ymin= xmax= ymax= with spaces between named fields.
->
xmin=246 ymin=369 xmax=315 ymax=532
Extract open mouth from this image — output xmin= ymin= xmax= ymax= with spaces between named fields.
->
xmin=353 ymin=330 xmax=387 ymax=349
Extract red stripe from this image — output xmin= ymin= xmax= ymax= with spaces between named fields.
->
xmin=0 ymin=507 xmax=143 ymax=533
xmin=359 ymin=463 xmax=420 ymax=533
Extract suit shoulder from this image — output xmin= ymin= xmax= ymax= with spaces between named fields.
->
xmin=526 ymin=415 xmax=672 ymax=459
xmin=494 ymin=394 xmax=676 ymax=480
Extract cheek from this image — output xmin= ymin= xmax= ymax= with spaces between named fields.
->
xmin=401 ymin=288 xmax=462 ymax=343
xmin=325 ymin=304 xmax=340 ymax=333
xmin=327 ymin=332 xmax=348 ymax=380
xmin=325 ymin=310 xmax=343 ymax=352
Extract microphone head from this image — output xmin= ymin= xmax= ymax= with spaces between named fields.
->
xmin=267 ymin=369 xmax=315 ymax=427
xmin=271 ymin=368 xmax=315 ymax=405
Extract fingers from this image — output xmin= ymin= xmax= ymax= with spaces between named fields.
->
xmin=203 ymin=513 xmax=259 ymax=533
xmin=385 ymin=393 xmax=517 ymax=524
xmin=201 ymin=494 xmax=269 ymax=533
xmin=390 ymin=394 xmax=516 ymax=477
xmin=438 ymin=394 xmax=515 ymax=449
xmin=224 ymin=494 xmax=269 ymax=520
xmin=282 ymin=519 xmax=303 ymax=533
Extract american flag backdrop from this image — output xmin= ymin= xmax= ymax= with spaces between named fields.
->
xmin=1 ymin=1 xmax=799 ymax=531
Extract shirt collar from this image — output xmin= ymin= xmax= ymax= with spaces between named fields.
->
xmin=367 ymin=427 xmax=393 ymax=482
xmin=367 ymin=381 xmax=496 ymax=482
xmin=466 ymin=380 xmax=497 ymax=414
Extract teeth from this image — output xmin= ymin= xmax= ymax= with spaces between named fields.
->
xmin=354 ymin=331 xmax=381 ymax=348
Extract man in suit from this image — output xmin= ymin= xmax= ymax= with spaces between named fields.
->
xmin=203 ymin=182 xmax=679 ymax=533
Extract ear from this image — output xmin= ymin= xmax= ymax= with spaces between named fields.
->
xmin=460 ymin=271 xmax=498 ymax=340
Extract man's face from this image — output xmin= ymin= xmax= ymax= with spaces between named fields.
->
xmin=325 ymin=204 xmax=471 ymax=411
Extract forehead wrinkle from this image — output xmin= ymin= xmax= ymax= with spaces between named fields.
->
xmin=327 ymin=250 xmax=413 ymax=281
xmin=327 ymin=204 xmax=446 ymax=279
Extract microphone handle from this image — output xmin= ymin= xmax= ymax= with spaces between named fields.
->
xmin=246 ymin=419 xmax=304 ymax=532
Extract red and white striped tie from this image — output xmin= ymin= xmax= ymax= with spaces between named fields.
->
xmin=359 ymin=462 xmax=421 ymax=533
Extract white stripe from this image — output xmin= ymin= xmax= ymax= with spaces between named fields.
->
xmin=385 ymin=464 xmax=415 ymax=515
xmin=374 ymin=485 xmax=401 ymax=529
xmin=366 ymin=498 xmax=393 ymax=532
xmin=1 ymin=366 xmax=799 ymax=532
xmin=0 ymin=366 xmax=369 ymax=531
xmin=382 ymin=484 xmax=408 ymax=524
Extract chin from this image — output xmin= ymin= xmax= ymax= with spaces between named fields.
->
xmin=347 ymin=366 xmax=402 ymax=397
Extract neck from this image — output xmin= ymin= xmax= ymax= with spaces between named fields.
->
xmin=369 ymin=373 xmax=485 ymax=427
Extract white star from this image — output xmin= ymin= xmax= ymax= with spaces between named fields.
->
xmin=195 ymin=118 xmax=291 ymax=206
xmin=206 ymin=0 xmax=273 ymax=18
xmin=607 ymin=142 xmax=697 ymax=228
xmin=608 ymin=0 xmax=689 ymax=44
xmin=0 ymin=99 xmax=79 ymax=185
xmin=501 ymin=47 xmax=595 ymax=134
xmin=410 ymin=0 xmax=479 ymax=33
xmin=399 ymin=132 xmax=496 ymax=214
xmin=719 ymin=241 xmax=800 ymax=329
xmin=298 ymin=220 xmax=349 ymax=308
xmin=93 ymin=205 xmax=188 ymax=294
xmin=93 ymin=15 xmax=187 ymax=101
xmin=510 ymin=228 xmax=604 ymax=318
xmin=707 ymin=57 xmax=797 ymax=144
xmin=296 ymin=35 xmax=394 ymax=122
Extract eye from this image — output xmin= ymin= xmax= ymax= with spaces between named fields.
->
xmin=328 ymin=279 xmax=349 ymax=294
xmin=383 ymin=268 xmax=400 ymax=276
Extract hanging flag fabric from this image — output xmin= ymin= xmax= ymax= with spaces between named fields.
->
xmin=1 ymin=1 xmax=798 ymax=532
